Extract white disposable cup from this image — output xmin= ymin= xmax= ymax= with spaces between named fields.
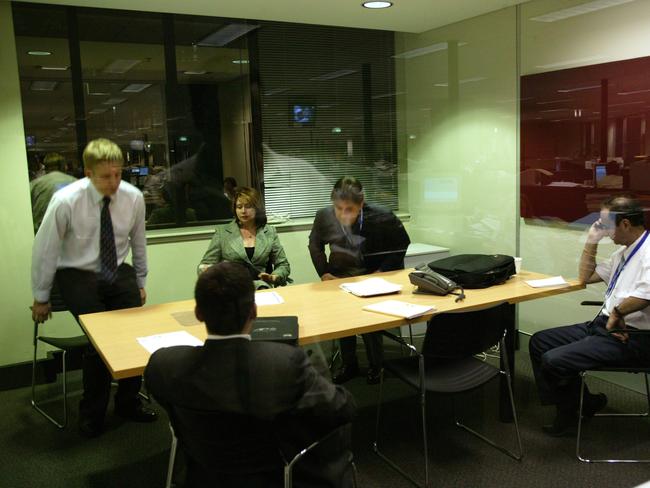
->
xmin=514 ymin=257 xmax=522 ymax=274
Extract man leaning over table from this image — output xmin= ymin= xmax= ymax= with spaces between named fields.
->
xmin=308 ymin=176 xmax=410 ymax=385
xmin=31 ymin=138 xmax=156 ymax=438
xmin=529 ymin=194 xmax=650 ymax=436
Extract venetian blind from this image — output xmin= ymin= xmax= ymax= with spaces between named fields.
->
xmin=256 ymin=22 xmax=398 ymax=219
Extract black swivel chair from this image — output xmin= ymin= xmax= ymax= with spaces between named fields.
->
xmin=165 ymin=405 xmax=356 ymax=488
xmin=31 ymin=288 xmax=89 ymax=428
xmin=373 ymin=303 xmax=522 ymax=488
xmin=577 ymin=301 xmax=650 ymax=463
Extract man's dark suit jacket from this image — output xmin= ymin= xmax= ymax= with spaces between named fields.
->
xmin=308 ymin=203 xmax=411 ymax=278
xmin=145 ymin=337 xmax=356 ymax=488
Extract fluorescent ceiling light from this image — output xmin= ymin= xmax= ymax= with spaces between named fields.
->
xmin=264 ymin=88 xmax=290 ymax=96
xmin=535 ymin=56 xmax=603 ymax=70
xmin=393 ymin=42 xmax=467 ymax=60
xmin=88 ymin=108 xmax=108 ymax=115
xmin=51 ymin=115 xmax=69 ymax=122
xmin=557 ymin=84 xmax=600 ymax=93
xmin=27 ymin=50 xmax=51 ymax=56
xmin=103 ymin=59 xmax=142 ymax=74
xmin=609 ymin=101 xmax=644 ymax=107
xmin=102 ymin=97 xmax=127 ymax=105
xmin=530 ymin=0 xmax=636 ymax=22
xmin=85 ymin=83 xmax=110 ymax=96
xmin=310 ymin=69 xmax=358 ymax=81
xmin=434 ymin=77 xmax=486 ymax=87
xmin=539 ymin=108 xmax=570 ymax=113
xmin=372 ymin=91 xmax=406 ymax=99
xmin=197 ymin=23 xmax=259 ymax=47
xmin=183 ymin=70 xmax=207 ymax=75
xmin=30 ymin=81 xmax=58 ymax=91
xmin=618 ymin=88 xmax=650 ymax=96
xmin=122 ymin=83 xmax=152 ymax=93
xmin=232 ymin=59 xmax=249 ymax=64
xmin=40 ymin=65 xmax=69 ymax=71
xmin=537 ymin=98 xmax=573 ymax=105
xmin=362 ymin=1 xmax=393 ymax=8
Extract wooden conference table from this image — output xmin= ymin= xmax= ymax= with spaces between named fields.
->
xmin=79 ymin=269 xmax=583 ymax=419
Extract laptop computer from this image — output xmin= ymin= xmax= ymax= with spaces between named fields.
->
xmin=251 ymin=316 xmax=299 ymax=345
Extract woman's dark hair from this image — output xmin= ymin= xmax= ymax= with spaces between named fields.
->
xmin=330 ymin=176 xmax=364 ymax=204
xmin=232 ymin=186 xmax=267 ymax=228
xmin=195 ymin=262 xmax=255 ymax=335
xmin=602 ymin=193 xmax=645 ymax=227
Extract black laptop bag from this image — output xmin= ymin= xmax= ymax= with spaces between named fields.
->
xmin=427 ymin=254 xmax=515 ymax=289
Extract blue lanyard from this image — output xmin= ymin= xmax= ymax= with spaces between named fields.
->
xmin=605 ymin=230 xmax=649 ymax=298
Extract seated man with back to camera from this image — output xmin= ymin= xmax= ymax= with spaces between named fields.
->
xmin=145 ymin=262 xmax=356 ymax=488
xmin=309 ymin=176 xmax=410 ymax=384
xmin=529 ymin=194 xmax=650 ymax=436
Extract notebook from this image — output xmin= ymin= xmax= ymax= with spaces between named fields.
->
xmin=340 ymin=277 xmax=402 ymax=297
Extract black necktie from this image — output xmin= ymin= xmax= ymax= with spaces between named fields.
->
xmin=100 ymin=196 xmax=118 ymax=283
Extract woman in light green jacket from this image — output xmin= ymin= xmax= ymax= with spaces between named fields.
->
xmin=198 ymin=186 xmax=291 ymax=290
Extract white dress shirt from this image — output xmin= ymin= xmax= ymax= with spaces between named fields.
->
xmin=596 ymin=232 xmax=650 ymax=330
xmin=32 ymin=177 xmax=147 ymax=302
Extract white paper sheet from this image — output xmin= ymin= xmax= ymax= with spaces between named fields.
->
xmin=363 ymin=300 xmax=435 ymax=319
xmin=340 ymin=277 xmax=402 ymax=297
xmin=255 ymin=291 xmax=284 ymax=306
xmin=525 ymin=276 xmax=569 ymax=288
xmin=137 ymin=330 xmax=203 ymax=354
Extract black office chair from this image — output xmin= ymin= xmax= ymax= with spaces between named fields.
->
xmin=576 ymin=301 xmax=650 ymax=463
xmin=30 ymin=288 xmax=89 ymax=428
xmin=373 ymin=303 xmax=522 ymax=488
xmin=165 ymin=405 xmax=356 ymax=488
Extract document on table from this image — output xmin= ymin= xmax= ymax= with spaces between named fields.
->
xmin=137 ymin=330 xmax=203 ymax=354
xmin=525 ymin=276 xmax=569 ymax=288
xmin=255 ymin=291 xmax=284 ymax=306
xmin=363 ymin=300 xmax=436 ymax=320
xmin=340 ymin=277 xmax=403 ymax=297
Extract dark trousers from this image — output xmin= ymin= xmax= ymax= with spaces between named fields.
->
xmin=56 ymin=264 xmax=143 ymax=423
xmin=529 ymin=315 xmax=650 ymax=411
xmin=340 ymin=332 xmax=383 ymax=370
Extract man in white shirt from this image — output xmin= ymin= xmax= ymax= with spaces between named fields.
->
xmin=32 ymin=138 xmax=155 ymax=438
xmin=530 ymin=195 xmax=650 ymax=436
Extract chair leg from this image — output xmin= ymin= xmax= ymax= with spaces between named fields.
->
xmin=577 ymin=371 xmax=650 ymax=463
xmin=455 ymin=370 xmax=523 ymax=461
xmin=31 ymin=339 xmax=67 ymax=429
xmin=373 ymin=360 xmax=428 ymax=488
xmin=166 ymin=429 xmax=178 ymax=488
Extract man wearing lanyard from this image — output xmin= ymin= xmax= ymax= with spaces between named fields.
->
xmin=32 ymin=138 xmax=155 ymax=438
xmin=530 ymin=194 xmax=650 ymax=436
xmin=309 ymin=176 xmax=410 ymax=385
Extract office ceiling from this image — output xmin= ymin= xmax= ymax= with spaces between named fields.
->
xmin=24 ymin=0 xmax=525 ymax=33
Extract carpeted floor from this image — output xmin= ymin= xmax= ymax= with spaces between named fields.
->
xmin=1 ymin=348 xmax=649 ymax=488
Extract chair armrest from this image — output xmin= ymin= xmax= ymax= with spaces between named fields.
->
xmin=381 ymin=330 xmax=417 ymax=354
xmin=285 ymin=422 xmax=352 ymax=469
xmin=581 ymin=301 xmax=604 ymax=306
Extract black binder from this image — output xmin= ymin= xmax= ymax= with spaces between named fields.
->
xmin=251 ymin=316 xmax=299 ymax=345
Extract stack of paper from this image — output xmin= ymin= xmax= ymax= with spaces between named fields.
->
xmin=525 ymin=276 xmax=568 ymax=288
xmin=340 ymin=277 xmax=402 ymax=297
xmin=255 ymin=291 xmax=284 ymax=306
xmin=363 ymin=300 xmax=436 ymax=319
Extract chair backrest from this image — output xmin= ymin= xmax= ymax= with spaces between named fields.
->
xmin=423 ymin=303 xmax=509 ymax=360
xmin=167 ymin=404 xmax=284 ymax=487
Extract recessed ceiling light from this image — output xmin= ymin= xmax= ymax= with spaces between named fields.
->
xmin=362 ymin=1 xmax=392 ymax=9
xmin=183 ymin=70 xmax=207 ymax=75
xmin=103 ymin=59 xmax=142 ymax=74
xmin=197 ymin=23 xmax=259 ymax=47
xmin=27 ymin=50 xmax=52 ymax=56
xmin=102 ymin=97 xmax=127 ymax=105
xmin=232 ymin=59 xmax=249 ymax=64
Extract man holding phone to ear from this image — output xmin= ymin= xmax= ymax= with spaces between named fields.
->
xmin=529 ymin=194 xmax=650 ymax=436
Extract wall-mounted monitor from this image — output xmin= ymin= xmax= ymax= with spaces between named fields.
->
xmin=291 ymin=104 xmax=315 ymax=126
